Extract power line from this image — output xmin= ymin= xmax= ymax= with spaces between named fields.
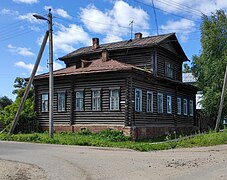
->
xmin=155 ymin=0 xmax=203 ymax=17
xmin=131 ymin=0 xmax=202 ymax=23
xmin=0 ymin=25 xmax=46 ymax=41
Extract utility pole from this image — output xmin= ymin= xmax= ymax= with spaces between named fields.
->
xmin=48 ymin=9 xmax=54 ymax=138
xmin=215 ymin=64 xmax=227 ymax=131
xmin=8 ymin=10 xmax=54 ymax=138
xmin=8 ymin=31 xmax=49 ymax=135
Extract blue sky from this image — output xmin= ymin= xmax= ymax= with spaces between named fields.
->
xmin=1 ymin=0 xmax=227 ymax=100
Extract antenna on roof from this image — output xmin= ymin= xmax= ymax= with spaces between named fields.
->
xmin=129 ymin=20 xmax=134 ymax=39
xmin=151 ymin=0 xmax=159 ymax=35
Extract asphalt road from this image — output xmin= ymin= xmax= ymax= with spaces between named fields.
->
xmin=0 ymin=141 xmax=227 ymax=180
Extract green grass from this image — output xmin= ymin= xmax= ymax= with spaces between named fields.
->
xmin=0 ymin=129 xmax=227 ymax=152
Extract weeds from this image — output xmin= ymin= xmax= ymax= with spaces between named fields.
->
xmin=0 ymin=130 xmax=226 ymax=152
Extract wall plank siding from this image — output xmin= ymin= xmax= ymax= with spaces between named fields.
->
xmin=127 ymin=72 xmax=196 ymax=127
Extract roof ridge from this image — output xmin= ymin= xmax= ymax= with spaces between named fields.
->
xmin=59 ymin=33 xmax=176 ymax=60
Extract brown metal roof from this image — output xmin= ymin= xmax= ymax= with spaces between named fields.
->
xmin=34 ymin=59 xmax=137 ymax=80
xmin=59 ymin=33 xmax=177 ymax=60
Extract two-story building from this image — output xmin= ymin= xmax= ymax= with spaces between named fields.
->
xmin=33 ymin=33 xmax=198 ymax=139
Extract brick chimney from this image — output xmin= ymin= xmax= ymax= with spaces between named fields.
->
xmin=102 ymin=49 xmax=109 ymax=62
xmin=92 ymin=38 xmax=99 ymax=50
xmin=135 ymin=33 xmax=142 ymax=39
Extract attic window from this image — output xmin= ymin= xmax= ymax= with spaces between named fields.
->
xmin=166 ymin=62 xmax=173 ymax=78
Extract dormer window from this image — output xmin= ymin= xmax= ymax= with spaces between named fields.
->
xmin=166 ymin=62 xmax=173 ymax=78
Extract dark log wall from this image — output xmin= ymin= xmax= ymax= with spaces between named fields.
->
xmin=110 ymin=49 xmax=152 ymax=70
xmin=156 ymin=49 xmax=182 ymax=81
xmin=129 ymin=72 xmax=195 ymax=127
xmin=34 ymin=72 xmax=129 ymax=126
xmin=34 ymin=78 xmax=72 ymax=126
xmin=72 ymin=73 xmax=127 ymax=125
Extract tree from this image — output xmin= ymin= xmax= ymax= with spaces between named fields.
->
xmin=192 ymin=10 xmax=227 ymax=124
xmin=0 ymin=96 xmax=12 ymax=111
xmin=182 ymin=63 xmax=192 ymax=73
xmin=0 ymin=77 xmax=36 ymax=132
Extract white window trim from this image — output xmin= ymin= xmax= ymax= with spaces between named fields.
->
xmin=157 ymin=93 xmax=163 ymax=113
xmin=167 ymin=95 xmax=172 ymax=114
xmin=41 ymin=93 xmax=48 ymax=112
xmin=75 ymin=90 xmax=84 ymax=111
xmin=110 ymin=88 xmax=120 ymax=111
xmin=146 ymin=91 xmax=153 ymax=112
xmin=92 ymin=90 xmax=101 ymax=111
xmin=183 ymin=99 xmax=188 ymax=115
xmin=57 ymin=92 xmax=66 ymax=112
xmin=135 ymin=88 xmax=142 ymax=112
xmin=189 ymin=100 xmax=193 ymax=116
xmin=177 ymin=97 xmax=181 ymax=115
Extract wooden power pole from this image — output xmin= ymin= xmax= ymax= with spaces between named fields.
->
xmin=215 ymin=64 xmax=227 ymax=131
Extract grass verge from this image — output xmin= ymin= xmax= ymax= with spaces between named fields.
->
xmin=0 ymin=129 xmax=227 ymax=152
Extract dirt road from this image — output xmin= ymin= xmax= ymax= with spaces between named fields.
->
xmin=0 ymin=141 xmax=227 ymax=180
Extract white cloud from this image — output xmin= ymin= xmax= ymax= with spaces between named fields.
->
xmin=53 ymin=24 xmax=91 ymax=53
xmin=145 ymin=0 xmax=227 ymax=17
xmin=160 ymin=19 xmax=196 ymax=42
xmin=103 ymin=34 xmax=123 ymax=44
xmin=15 ymin=61 xmax=45 ymax=74
xmin=18 ymin=13 xmax=44 ymax=24
xmin=53 ymin=62 xmax=64 ymax=70
xmin=8 ymin=44 xmax=34 ymax=56
xmin=0 ymin=9 xmax=19 ymax=16
xmin=44 ymin=6 xmax=71 ymax=19
xmin=13 ymin=0 xmax=39 ymax=4
xmin=80 ymin=1 xmax=150 ymax=43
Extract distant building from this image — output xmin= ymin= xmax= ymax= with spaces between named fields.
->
xmin=182 ymin=73 xmax=203 ymax=110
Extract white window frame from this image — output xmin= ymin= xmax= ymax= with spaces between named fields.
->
xmin=177 ymin=97 xmax=181 ymax=115
xmin=110 ymin=88 xmax=120 ymax=111
xmin=146 ymin=91 xmax=153 ymax=112
xmin=189 ymin=100 xmax=193 ymax=116
xmin=92 ymin=89 xmax=101 ymax=111
xmin=167 ymin=95 xmax=172 ymax=114
xmin=57 ymin=92 xmax=66 ymax=112
xmin=41 ymin=93 xmax=48 ymax=112
xmin=135 ymin=88 xmax=142 ymax=112
xmin=183 ymin=99 xmax=188 ymax=115
xmin=157 ymin=93 xmax=163 ymax=113
xmin=75 ymin=90 xmax=84 ymax=111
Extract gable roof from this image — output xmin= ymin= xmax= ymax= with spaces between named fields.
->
xmin=59 ymin=33 xmax=188 ymax=61
xmin=34 ymin=59 xmax=137 ymax=80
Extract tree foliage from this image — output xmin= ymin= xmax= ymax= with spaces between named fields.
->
xmin=192 ymin=10 xmax=227 ymax=120
xmin=0 ymin=96 xmax=12 ymax=111
xmin=182 ymin=63 xmax=192 ymax=73
xmin=0 ymin=77 xmax=36 ymax=132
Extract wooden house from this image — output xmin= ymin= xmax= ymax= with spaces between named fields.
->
xmin=33 ymin=33 xmax=198 ymax=139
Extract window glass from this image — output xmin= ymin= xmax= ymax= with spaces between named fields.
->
xmin=147 ymin=91 xmax=153 ymax=112
xmin=183 ymin=99 xmax=188 ymax=115
xmin=177 ymin=97 xmax=181 ymax=115
xmin=92 ymin=90 xmax=101 ymax=111
xmin=189 ymin=100 xmax=193 ymax=116
xmin=166 ymin=62 xmax=173 ymax=78
xmin=157 ymin=93 xmax=163 ymax=113
xmin=167 ymin=95 xmax=172 ymax=114
xmin=41 ymin=93 xmax=48 ymax=112
xmin=135 ymin=89 xmax=142 ymax=112
xmin=75 ymin=91 xmax=84 ymax=111
xmin=110 ymin=89 xmax=120 ymax=110
xmin=58 ymin=92 xmax=65 ymax=112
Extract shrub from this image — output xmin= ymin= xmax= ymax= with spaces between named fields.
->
xmin=98 ymin=129 xmax=130 ymax=142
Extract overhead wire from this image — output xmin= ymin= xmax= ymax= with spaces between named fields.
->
xmin=131 ymin=0 xmax=202 ymax=23
xmin=155 ymin=0 xmax=203 ymax=17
